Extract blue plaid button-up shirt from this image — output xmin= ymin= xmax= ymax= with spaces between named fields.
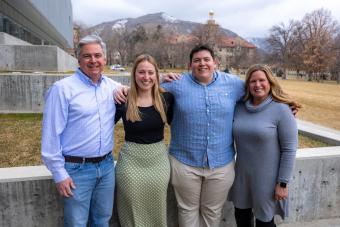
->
xmin=162 ymin=71 xmax=244 ymax=168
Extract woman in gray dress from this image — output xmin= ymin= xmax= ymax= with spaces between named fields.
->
xmin=229 ymin=64 xmax=301 ymax=227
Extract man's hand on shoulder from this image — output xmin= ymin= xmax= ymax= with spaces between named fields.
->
xmin=56 ymin=177 xmax=76 ymax=197
xmin=161 ymin=72 xmax=181 ymax=83
xmin=114 ymin=85 xmax=129 ymax=104
xmin=289 ymin=105 xmax=298 ymax=117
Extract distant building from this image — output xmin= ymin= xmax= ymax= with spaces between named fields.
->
xmin=203 ymin=11 xmax=256 ymax=69
xmin=0 ymin=0 xmax=77 ymax=72
xmin=167 ymin=11 xmax=256 ymax=69
xmin=0 ymin=0 xmax=73 ymax=51
xmin=217 ymin=36 xmax=256 ymax=69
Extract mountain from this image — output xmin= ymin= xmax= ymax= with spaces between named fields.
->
xmin=246 ymin=37 xmax=271 ymax=53
xmin=86 ymin=12 xmax=241 ymax=40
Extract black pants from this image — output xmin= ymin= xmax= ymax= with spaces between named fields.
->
xmin=234 ymin=207 xmax=276 ymax=227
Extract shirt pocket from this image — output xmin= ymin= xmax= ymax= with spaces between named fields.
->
xmin=209 ymin=92 xmax=234 ymax=113
xmin=99 ymin=89 xmax=115 ymax=113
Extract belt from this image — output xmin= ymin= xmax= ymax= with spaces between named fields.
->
xmin=64 ymin=152 xmax=111 ymax=163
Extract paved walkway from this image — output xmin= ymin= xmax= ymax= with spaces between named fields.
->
xmin=297 ymin=119 xmax=340 ymax=146
xmin=279 ymin=218 xmax=340 ymax=227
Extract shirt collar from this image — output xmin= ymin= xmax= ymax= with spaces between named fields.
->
xmin=189 ymin=70 xmax=218 ymax=86
xmin=76 ymin=68 xmax=104 ymax=86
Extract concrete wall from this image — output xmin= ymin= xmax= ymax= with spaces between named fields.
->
xmin=0 ymin=74 xmax=130 ymax=113
xmin=0 ymin=32 xmax=32 ymax=45
xmin=1 ymin=147 xmax=340 ymax=227
xmin=287 ymin=147 xmax=340 ymax=222
xmin=0 ymin=46 xmax=78 ymax=72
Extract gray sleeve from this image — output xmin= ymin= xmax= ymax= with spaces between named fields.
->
xmin=277 ymin=104 xmax=298 ymax=183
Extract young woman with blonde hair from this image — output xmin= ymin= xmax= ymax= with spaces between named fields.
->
xmin=115 ymin=54 xmax=173 ymax=227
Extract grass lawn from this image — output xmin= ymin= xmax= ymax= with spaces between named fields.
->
xmin=277 ymin=79 xmax=340 ymax=130
xmin=0 ymin=113 xmax=329 ymax=168
xmin=1 ymin=76 xmax=338 ymax=168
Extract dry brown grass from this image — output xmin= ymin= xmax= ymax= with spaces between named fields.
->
xmin=279 ymin=79 xmax=340 ymax=130
xmin=0 ymin=114 xmax=43 ymax=167
xmin=0 ymin=114 xmax=327 ymax=168
xmin=0 ymin=79 xmax=337 ymax=168
xmin=0 ymin=115 xmax=172 ymax=167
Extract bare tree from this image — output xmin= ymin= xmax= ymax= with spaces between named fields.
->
xmin=145 ymin=25 xmax=170 ymax=68
xmin=191 ymin=23 xmax=223 ymax=48
xmin=298 ymin=8 xmax=338 ymax=81
xmin=267 ymin=20 xmax=299 ymax=79
xmin=329 ymin=33 xmax=340 ymax=84
xmin=105 ymin=28 xmax=130 ymax=66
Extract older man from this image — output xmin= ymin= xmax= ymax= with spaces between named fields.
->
xmin=42 ymin=35 xmax=121 ymax=227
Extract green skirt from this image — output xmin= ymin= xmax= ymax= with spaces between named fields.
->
xmin=116 ymin=141 xmax=170 ymax=227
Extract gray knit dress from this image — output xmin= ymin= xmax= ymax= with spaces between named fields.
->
xmin=228 ymin=96 xmax=298 ymax=222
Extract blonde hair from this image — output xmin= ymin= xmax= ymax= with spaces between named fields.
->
xmin=126 ymin=54 xmax=167 ymax=122
xmin=244 ymin=64 xmax=301 ymax=110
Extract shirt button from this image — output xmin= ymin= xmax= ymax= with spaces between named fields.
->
xmin=207 ymin=109 xmax=210 ymax=112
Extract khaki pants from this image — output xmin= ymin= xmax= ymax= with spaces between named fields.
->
xmin=170 ymin=155 xmax=235 ymax=227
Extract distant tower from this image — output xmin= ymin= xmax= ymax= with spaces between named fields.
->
xmin=204 ymin=10 xmax=219 ymax=48
xmin=208 ymin=10 xmax=215 ymax=24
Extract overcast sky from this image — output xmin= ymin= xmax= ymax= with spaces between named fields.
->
xmin=71 ymin=0 xmax=340 ymax=38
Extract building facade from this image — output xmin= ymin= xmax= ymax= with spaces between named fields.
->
xmin=0 ymin=0 xmax=73 ymax=50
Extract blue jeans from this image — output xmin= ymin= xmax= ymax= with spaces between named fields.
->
xmin=63 ymin=153 xmax=115 ymax=227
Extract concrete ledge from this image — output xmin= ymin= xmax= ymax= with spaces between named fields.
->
xmin=297 ymin=119 xmax=340 ymax=146
xmin=0 ymin=166 xmax=51 ymax=183
xmin=279 ymin=218 xmax=340 ymax=227
xmin=296 ymin=146 xmax=340 ymax=159
xmin=1 ymin=147 xmax=340 ymax=226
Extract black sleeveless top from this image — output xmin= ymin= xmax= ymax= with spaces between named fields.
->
xmin=115 ymin=92 xmax=174 ymax=144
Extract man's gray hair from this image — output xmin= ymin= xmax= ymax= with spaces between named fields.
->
xmin=76 ymin=35 xmax=107 ymax=58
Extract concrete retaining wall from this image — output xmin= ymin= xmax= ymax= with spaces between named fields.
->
xmin=0 ymin=32 xmax=32 ymax=45
xmin=1 ymin=147 xmax=340 ymax=227
xmin=0 ymin=74 xmax=130 ymax=113
xmin=0 ymin=46 xmax=78 ymax=72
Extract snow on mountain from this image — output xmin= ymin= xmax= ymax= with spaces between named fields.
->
xmin=246 ymin=37 xmax=271 ymax=52
xmin=112 ymin=19 xmax=128 ymax=30
xmin=161 ymin=13 xmax=177 ymax=23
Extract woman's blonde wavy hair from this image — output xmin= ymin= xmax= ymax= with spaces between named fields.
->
xmin=243 ymin=64 xmax=301 ymax=110
xmin=126 ymin=54 xmax=167 ymax=122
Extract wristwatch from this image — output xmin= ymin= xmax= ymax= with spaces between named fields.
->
xmin=279 ymin=182 xmax=287 ymax=188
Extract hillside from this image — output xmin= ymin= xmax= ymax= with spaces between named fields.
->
xmin=86 ymin=12 xmax=244 ymax=42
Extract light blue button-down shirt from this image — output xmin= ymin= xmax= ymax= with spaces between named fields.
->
xmin=41 ymin=68 xmax=120 ymax=183
xmin=162 ymin=71 xmax=244 ymax=168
